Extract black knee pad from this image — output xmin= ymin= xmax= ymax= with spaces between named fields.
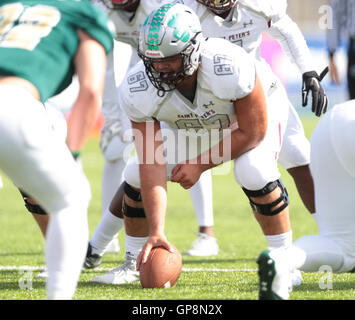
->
xmin=19 ymin=190 xmax=48 ymax=215
xmin=122 ymin=201 xmax=146 ymax=218
xmin=122 ymin=182 xmax=146 ymax=218
xmin=242 ymin=179 xmax=289 ymax=216
xmin=123 ymin=181 xmax=142 ymax=201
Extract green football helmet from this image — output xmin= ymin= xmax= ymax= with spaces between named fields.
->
xmin=138 ymin=2 xmax=204 ymax=95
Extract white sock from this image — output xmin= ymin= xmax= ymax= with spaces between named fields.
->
xmin=90 ymin=207 xmax=124 ymax=255
xmin=125 ymin=234 xmax=148 ymax=259
xmin=45 ymin=206 xmax=88 ymax=300
xmin=265 ymin=230 xmax=293 ymax=249
xmin=189 ymin=170 xmax=214 ymax=227
xmin=286 ymin=245 xmax=307 ymax=271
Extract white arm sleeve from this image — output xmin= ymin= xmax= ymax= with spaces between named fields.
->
xmin=239 ymin=0 xmax=287 ymax=22
xmin=267 ymin=14 xmax=313 ymax=74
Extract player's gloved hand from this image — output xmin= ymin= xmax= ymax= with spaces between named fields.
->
xmin=302 ymin=67 xmax=329 ymax=117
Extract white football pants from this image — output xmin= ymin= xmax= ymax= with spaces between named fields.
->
xmin=0 ymin=85 xmax=90 ymax=299
xmin=292 ymin=101 xmax=355 ymax=273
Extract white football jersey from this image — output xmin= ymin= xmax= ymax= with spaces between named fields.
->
xmin=120 ymin=38 xmax=277 ymax=131
xmin=100 ymin=0 xmax=169 ymax=49
xmin=178 ymin=0 xmax=312 ymax=73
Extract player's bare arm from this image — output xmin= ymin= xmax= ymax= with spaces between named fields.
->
xmin=66 ymin=30 xmax=107 ymax=153
xmin=131 ymin=120 xmax=174 ymax=269
xmin=171 ymin=75 xmax=268 ymax=189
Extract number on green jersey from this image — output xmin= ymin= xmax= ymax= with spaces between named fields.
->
xmin=0 ymin=3 xmax=61 ymax=51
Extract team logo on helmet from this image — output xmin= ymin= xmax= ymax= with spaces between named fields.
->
xmin=138 ymin=3 xmax=204 ymax=95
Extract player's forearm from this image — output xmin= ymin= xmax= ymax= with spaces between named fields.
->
xmin=197 ymin=76 xmax=267 ymax=172
xmin=66 ymin=91 xmax=101 ymax=152
xmin=196 ymin=126 xmax=264 ymax=172
xmin=140 ymin=164 xmax=168 ymax=236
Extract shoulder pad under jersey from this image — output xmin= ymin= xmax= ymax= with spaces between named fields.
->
xmin=198 ymin=38 xmax=256 ymax=101
xmin=119 ymin=61 xmax=163 ymax=122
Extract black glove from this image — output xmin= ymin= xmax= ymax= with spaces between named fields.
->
xmin=302 ymin=67 xmax=329 ymax=117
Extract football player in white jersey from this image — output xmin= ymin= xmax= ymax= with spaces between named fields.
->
xmin=86 ymin=0 xmax=219 ymax=279
xmin=177 ymin=0 xmax=328 ymax=227
xmin=257 ymin=100 xmax=355 ymax=300
xmin=94 ymin=2 xmax=295 ymax=285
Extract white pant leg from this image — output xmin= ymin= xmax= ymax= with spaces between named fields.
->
xmin=123 ymin=150 xmax=186 ymax=188
xmin=308 ymin=105 xmax=355 ymax=269
xmin=101 ymin=159 xmax=126 ymax=211
xmin=293 ymin=235 xmax=346 ymax=273
xmin=100 ymin=115 xmax=134 ymax=211
xmin=233 ymin=87 xmax=288 ymax=190
xmin=188 ymin=169 xmax=214 ymax=227
xmin=278 ymin=102 xmax=310 ymax=170
xmin=0 ymin=86 xmax=90 ymax=299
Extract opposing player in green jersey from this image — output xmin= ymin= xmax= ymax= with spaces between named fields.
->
xmin=0 ymin=0 xmax=114 ymax=299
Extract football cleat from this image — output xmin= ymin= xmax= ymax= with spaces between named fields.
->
xmin=84 ymin=243 xmax=103 ymax=269
xmin=257 ymin=249 xmax=292 ymax=300
xmin=184 ymin=233 xmax=219 ymax=256
xmin=105 ymin=238 xmax=120 ymax=254
xmin=92 ymin=256 xmax=139 ymax=285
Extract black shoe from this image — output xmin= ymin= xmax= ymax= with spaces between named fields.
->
xmin=84 ymin=243 xmax=102 ymax=269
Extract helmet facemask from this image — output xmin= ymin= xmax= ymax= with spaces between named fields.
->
xmin=99 ymin=0 xmax=140 ymax=10
xmin=138 ymin=3 xmax=204 ymax=96
xmin=138 ymin=34 xmax=202 ymax=96
xmin=196 ymin=0 xmax=237 ymax=14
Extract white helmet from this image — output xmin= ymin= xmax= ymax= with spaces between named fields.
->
xmin=138 ymin=2 xmax=204 ymax=95
xmin=196 ymin=0 xmax=238 ymax=13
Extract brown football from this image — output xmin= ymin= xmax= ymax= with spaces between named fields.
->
xmin=139 ymin=245 xmax=182 ymax=288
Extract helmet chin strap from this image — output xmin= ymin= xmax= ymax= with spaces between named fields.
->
xmin=197 ymin=0 xmax=238 ymax=13
xmin=210 ymin=6 xmax=235 ymax=19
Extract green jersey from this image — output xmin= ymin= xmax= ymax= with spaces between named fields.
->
xmin=0 ymin=0 xmax=115 ymax=102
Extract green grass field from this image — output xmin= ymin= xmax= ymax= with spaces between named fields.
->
xmin=1 ymin=116 xmax=355 ymax=301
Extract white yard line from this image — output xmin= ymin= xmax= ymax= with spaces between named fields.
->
xmin=0 ymin=265 xmax=257 ymax=272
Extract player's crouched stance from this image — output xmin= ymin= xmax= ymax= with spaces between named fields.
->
xmin=257 ymin=100 xmax=355 ymax=300
xmin=105 ymin=3 xmax=294 ymax=286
